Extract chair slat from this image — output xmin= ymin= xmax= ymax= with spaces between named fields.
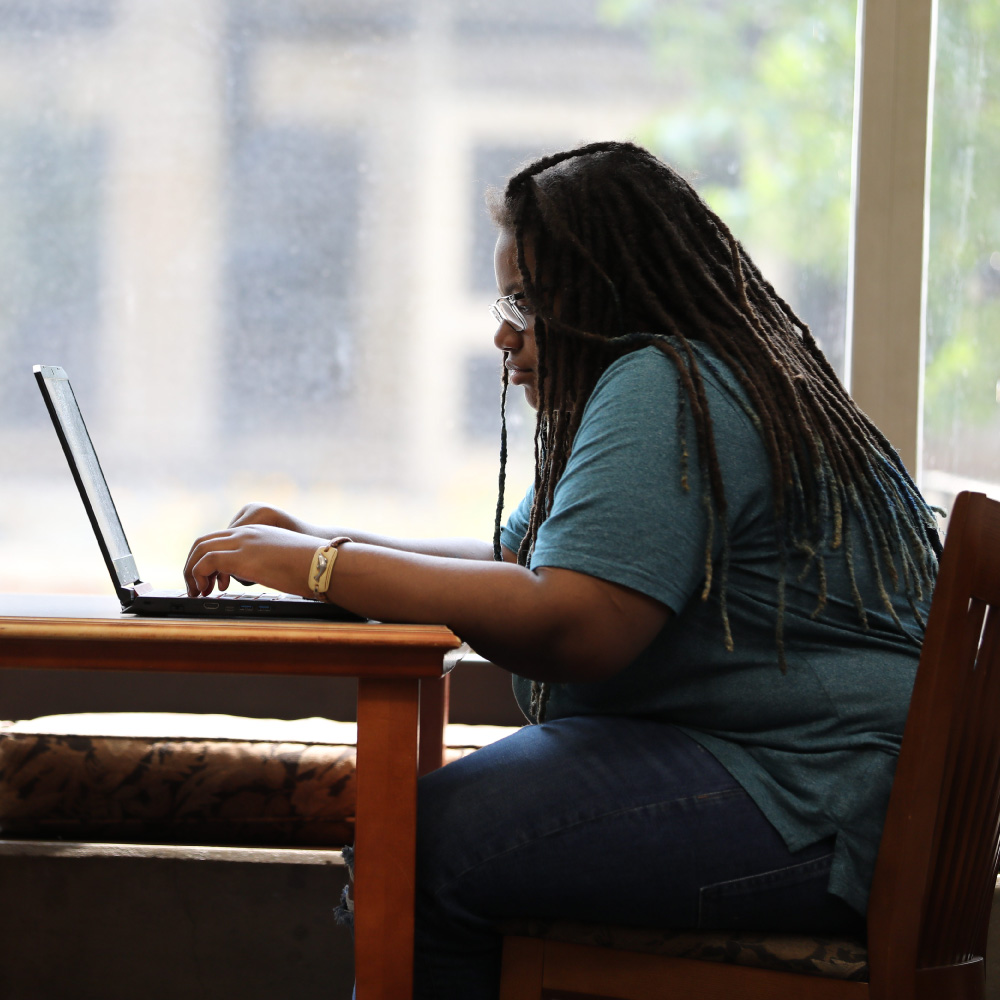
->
xmin=959 ymin=610 xmax=1000 ymax=958
xmin=946 ymin=609 xmax=1000 ymax=961
xmin=923 ymin=604 xmax=1000 ymax=964
xmin=919 ymin=603 xmax=985 ymax=966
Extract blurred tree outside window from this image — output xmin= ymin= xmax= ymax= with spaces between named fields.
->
xmin=921 ymin=0 xmax=1000 ymax=510
xmin=602 ymin=0 xmax=856 ymax=377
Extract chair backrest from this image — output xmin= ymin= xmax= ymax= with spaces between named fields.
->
xmin=868 ymin=491 xmax=1000 ymax=998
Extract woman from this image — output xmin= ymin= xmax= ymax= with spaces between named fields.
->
xmin=184 ymin=141 xmax=940 ymax=999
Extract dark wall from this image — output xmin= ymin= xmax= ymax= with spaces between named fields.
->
xmin=0 ymin=854 xmax=354 ymax=1000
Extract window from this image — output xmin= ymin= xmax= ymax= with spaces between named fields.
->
xmin=921 ymin=0 xmax=1000 ymax=510
xmin=0 ymin=124 xmax=105 ymax=427
xmin=2 ymin=0 xmax=932 ymax=597
xmin=224 ymin=124 xmax=362 ymax=435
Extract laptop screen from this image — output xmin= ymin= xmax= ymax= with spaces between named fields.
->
xmin=34 ymin=366 xmax=140 ymax=591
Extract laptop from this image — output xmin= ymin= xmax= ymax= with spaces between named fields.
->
xmin=33 ymin=364 xmax=363 ymax=621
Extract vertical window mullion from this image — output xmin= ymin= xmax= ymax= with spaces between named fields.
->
xmin=847 ymin=0 xmax=936 ymax=478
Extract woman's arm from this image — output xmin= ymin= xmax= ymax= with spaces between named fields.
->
xmin=182 ymin=526 xmax=670 ymax=683
xmin=225 ymin=501 xmax=494 ymax=561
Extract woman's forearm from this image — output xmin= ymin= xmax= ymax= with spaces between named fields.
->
xmin=323 ymin=543 xmax=667 ymax=682
xmin=300 ymin=528 xmax=494 ymax=561
xmin=237 ymin=504 xmax=494 ymax=561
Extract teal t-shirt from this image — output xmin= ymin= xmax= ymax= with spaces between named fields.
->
xmin=500 ymin=344 xmax=933 ymax=915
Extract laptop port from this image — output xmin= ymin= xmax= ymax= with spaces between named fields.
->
xmin=204 ymin=602 xmax=219 ymax=609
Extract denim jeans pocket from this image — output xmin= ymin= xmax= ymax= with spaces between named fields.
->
xmin=697 ymin=852 xmax=835 ymax=929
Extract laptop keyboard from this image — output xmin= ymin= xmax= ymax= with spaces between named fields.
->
xmin=170 ymin=591 xmax=296 ymax=601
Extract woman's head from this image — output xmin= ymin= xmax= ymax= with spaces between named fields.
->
xmin=492 ymin=229 xmax=539 ymax=409
xmin=488 ymin=141 xmax=767 ymax=408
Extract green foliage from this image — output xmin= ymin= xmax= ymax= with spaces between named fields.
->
xmin=923 ymin=0 xmax=1000 ymax=441
xmin=603 ymin=0 xmax=1000 ymax=451
xmin=601 ymin=0 xmax=856 ymax=369
xmin=602 ymin=0 xmax=855 ymax=269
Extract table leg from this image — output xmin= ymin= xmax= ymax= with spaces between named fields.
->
xmin=417 ymin=673 xmax=450 ymax=776
xmin=354 ymin=676 xmax=421 ymax=1000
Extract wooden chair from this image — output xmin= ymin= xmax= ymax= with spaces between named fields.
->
xmin=500 ymin=490 xmax=1000 ymax=1000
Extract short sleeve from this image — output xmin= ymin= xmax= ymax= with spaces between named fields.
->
xmin=529 ymin=348 xmax=715 ymax=613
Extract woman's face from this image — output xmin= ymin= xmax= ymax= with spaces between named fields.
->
xmin=493 ymin=230 xmax=539 ymax=410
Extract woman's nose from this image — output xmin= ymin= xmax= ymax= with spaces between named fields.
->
xmin=494 ymin=319 xmax=522 ymax=352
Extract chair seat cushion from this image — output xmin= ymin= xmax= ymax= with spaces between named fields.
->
xmin=504 ymin=918 xmax=869 ymax=982
xmin=0 ymin=713 xmax=518 ymax=847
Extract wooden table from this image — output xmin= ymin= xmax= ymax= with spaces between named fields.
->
xmin=0 ymin=594 xmax=461 ymax=1000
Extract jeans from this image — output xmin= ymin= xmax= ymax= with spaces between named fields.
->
xmin=413 ymin=715 xmax=863 ymax=1000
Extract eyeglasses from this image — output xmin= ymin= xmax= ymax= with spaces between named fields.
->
xmin=490 ymin=292 xmax=528 ymax=332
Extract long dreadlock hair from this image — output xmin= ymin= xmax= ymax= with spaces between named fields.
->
xmin=488 ymin=141 xmax=941 ymax=725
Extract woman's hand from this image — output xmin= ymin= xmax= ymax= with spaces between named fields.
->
xmin=227 ymin=502 xmax=307 ymax=534
xmin=183 ymin=524 xmax=323 ymax=598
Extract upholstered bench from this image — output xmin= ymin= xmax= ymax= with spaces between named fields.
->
xmin=0 ymin=713 xmax=519 ymax=847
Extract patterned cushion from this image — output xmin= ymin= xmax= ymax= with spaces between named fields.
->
xmin=0 ymin=713 xmax=518 ymax=847
xmin=503 ymin=919 xmax=869 ymax=982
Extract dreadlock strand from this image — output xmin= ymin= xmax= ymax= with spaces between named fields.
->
xmin=493 ymin=361 xmax=511 ymax=562
xmin=677 ymin=388 xmax=690 ymax=491
xmin=841 ymin=489 xmax=870 ymax=629
xmin=535 ymin=681 xmax=551 ymax=723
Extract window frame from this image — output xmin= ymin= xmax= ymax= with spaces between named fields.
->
xmin=848 ymin=0 xmax=936 ymax=481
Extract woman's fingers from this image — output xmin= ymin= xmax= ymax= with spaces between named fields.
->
xmin=184 ymin=531 xmax=243 ymax=596
xmin=228 ymin=504 xmax=258 ymax=528
xmin=186 ymin=548 xmax=228 ymax=596
xmin=227 ymin=502 xmax=294 ymax=531
xmin=183 ymin=524 xmax=320 ymax=598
